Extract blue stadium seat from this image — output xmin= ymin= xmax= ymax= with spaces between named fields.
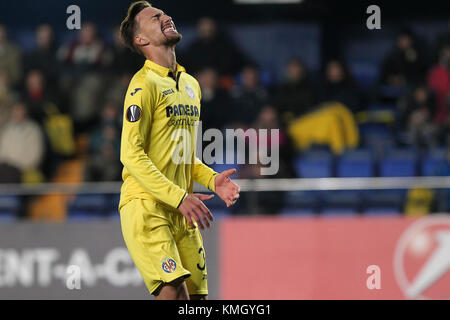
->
xmin=362 ymin=190 xmax=405 ymax=213
xmin=359 ymin=123 xmax=394 ymax=157
xmin=348 ymin=62 xmax=379 ymax=88
xmin=320 ymin=208 xmax=358 ymax=216
xmin=345 ymin=37 xmax=392 ymax=88
xmin=0 ymin=196 xmax=20 ymax=219
xmin=421 ymin=148 xmax=447 ymax=176
xmin=105 ymin=194 xmax=121 ymax=218
xmin=67 ymin=194 xmax=108 ymax=219
xmin=279 ymin=208 xmax=315 ymax=216
xmin=321 ymin=191 xmax=361 ymax=213
xmin=0 ymin=211 xmax=18 ymax=223
xmin=363 ymin=207 xmax=401 ymax=215
xmin=380 ymin=149 xmax=418 ymax=177
xmin=379 ymin=85 xmax=406 ymax=99
xmin=283 ymin=191 xmax=320 ymax=212
xmin=337 ymin=149 xmax=374 ymax=177
xmin=294 ymin=151 xmax=333 ymax=178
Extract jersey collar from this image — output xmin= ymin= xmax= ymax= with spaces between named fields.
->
xmin=144 ymin=59 xmax=186 ymax=77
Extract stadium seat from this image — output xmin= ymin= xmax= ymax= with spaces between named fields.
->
xmin=421 ymin=148 xmax=447 ymax=176
xmin=379 ymin=149 xmax=418 ymax=177
xmin=345 ymin=36 xmax=391 ymax=85
xmin=320 ymin=208 xmax=358 ymax=216
xmin=279 ymin=207 xmax=315 ymax=216
xmin=106 ymin=194 xmax=121 ymax=218
xmin=363 ymin=207 xmax=401 ymax=215
xmin=321 ymin=191 xmax=361 ymax=213
xmin=0 ymin=211 xmax=18 ymax=223
xmin=337 ymin=149 xmax=374 ymax=177
xmin=294 ymin=150 xmax=333 ymax=178
xmin=0 ymin=196 xmax=20 ymax=219
xmin=67 ymin=194 xmax=108 ymax=219
xmin=359 ymin=123 xmax=394 ymax=158
xmin=283 ymin=190 xmax=320 ymax=212
xmin=362 ymin=190 xmax=405 ymax=213
xmin=348 ymin=61 xmax=379 ymax=88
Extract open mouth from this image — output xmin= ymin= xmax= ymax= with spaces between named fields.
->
xmin=162 ymin=22 xmax=177 ymax=35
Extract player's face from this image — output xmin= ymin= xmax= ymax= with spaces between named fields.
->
xmin=135 ymin=6 xmax=182 ymax=47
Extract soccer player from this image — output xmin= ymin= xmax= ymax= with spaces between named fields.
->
xmin=118 ymin=1 xmax=240 ymax=300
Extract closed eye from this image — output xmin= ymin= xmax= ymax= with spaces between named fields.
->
xmin=152 ymin=11 xmax=165 ymax=20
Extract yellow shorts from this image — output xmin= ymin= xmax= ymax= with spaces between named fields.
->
xmin=119 ymin=198 xmax=208 ymax=295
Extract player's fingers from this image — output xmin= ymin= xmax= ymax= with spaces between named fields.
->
xmin=185 ymin=213 xmax=195 ymax=228
xmin=222 ymin=168 xmax=236 ymax=178
xmin=191 ymin=208 xmax=205 ymax=230
xmin=197 ymin=201 xmax=214 ymax=222
xmin=199 ymin=211 xmax=211 ymax=228
xmin=194 ymin=204 xmax=210 ymax=228
xmin=194 ymin=193 xmax=214 ymax=201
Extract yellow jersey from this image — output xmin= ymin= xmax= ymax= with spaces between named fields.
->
xmin=119 ymin=59 xmax=218 ymax=211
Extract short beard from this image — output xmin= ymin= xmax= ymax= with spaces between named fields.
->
xmin=165 ymin=33 xmax=182 ymax=46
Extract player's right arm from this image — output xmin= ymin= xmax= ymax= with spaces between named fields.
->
xmin=120 ymin=79 xmax=187 ymax=209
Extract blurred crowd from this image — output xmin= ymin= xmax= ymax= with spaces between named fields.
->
xmin=0 ymin=18 xmax=449 ymax=197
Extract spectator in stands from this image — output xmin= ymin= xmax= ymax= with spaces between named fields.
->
xmin=57 ymin=22 xmax=112 ymax=73
xmin=23 ymin=24 xmax=59 ymax=90
xmin=235 ymin=106 xmax=289 ymax=214
xmin=196 ymin=67 xmax=231 ymax=132
xmin=230 ymin=64 xmax=268 ymax=128
xmin=88 ymin=100 xmax=121 ymax=156
xmin=253 ymin=105 xmax=297 ymax=178
xmin=0 ymin=71 xmax=15 ymax=129
xmin=0 ymin=24 xmax=22 ymax=86
xmin=85 ymin=100 xmax=121 ymax=182
xmin=104 ymin=72 xmax=133 ymax=108
xmin=0 ymin=101 xmax=44 ymax=183
xmin=397 ymin=84 xmax=439 ymax=148
xmin=182 ymin=17 xmax=250 ymax=81
xmin=84 ymin=141 xmax=122 ymax=182
xmin=320 ymin=59 xmax=360 ymax=112
xmin=271 ymin=58 xmax=317 ymax=122
xmin=427 ymin=44 xmax=450 ymax=126
xmin=22 ymin=69 xmax=59 ymax=124
xmin=380 ymin=29 xmax=427 ymax=88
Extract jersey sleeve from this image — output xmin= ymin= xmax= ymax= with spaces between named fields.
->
xmin=120 ymin=79 xmax=187 ymax=209
xmin=192 ymin=157 xmax=218 ymax=192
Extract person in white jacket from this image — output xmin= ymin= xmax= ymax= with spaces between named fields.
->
xmin=0 ymin=100 xmax=44 ymax=183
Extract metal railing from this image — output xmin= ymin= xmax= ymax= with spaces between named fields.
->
xmin=0 ymin=176 xmax=449 ymax=195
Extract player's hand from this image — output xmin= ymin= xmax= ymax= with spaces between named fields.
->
xmin=178 ymin=193 xmax=214 ymax=230
xmin=214 ymin=168 xmax=240 ymax=207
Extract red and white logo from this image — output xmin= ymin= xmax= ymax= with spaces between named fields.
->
xmin=394 ymin=215 xmax=450 ymax=300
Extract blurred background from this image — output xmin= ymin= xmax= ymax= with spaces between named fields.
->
xmin=0 ymin=0 xmax=449 ymax=299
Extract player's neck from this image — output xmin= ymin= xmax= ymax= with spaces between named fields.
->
xmin=145 ymin=45 xmax=177 ymax=73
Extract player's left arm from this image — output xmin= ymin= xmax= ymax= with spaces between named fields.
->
xmin=193 ymin=157 xmax=240 ymax=207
